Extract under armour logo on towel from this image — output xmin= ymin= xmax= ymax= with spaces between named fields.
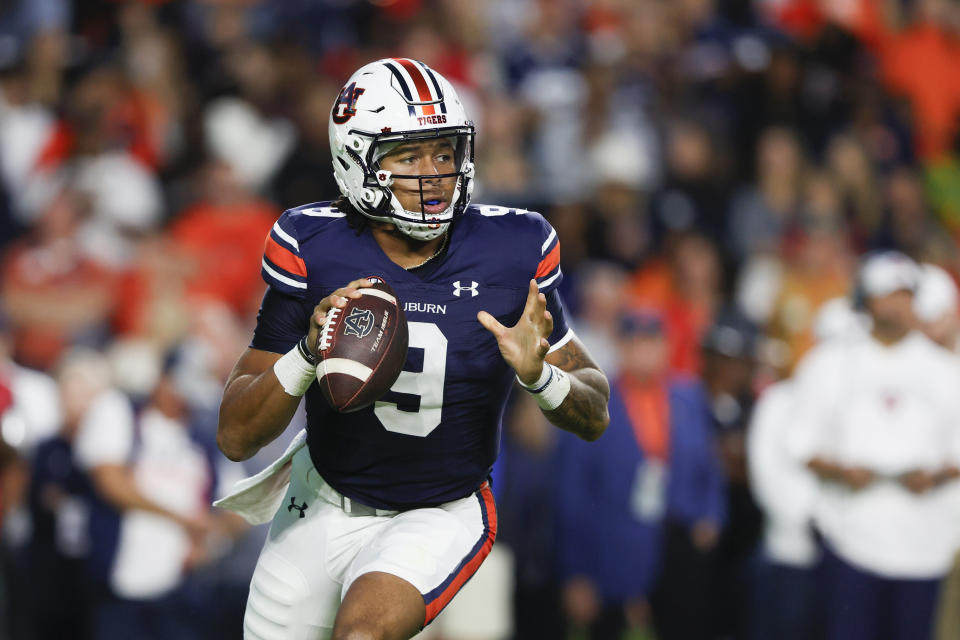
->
xmin=288 ymin=497 xmax=308 ymax=518
xmin=453 ymin=280 xmax=479 ymax=297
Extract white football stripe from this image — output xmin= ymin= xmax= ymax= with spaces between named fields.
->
xmin=300 ymin=207 xmax=346 ymax=218
xmin=537 ymin=268 xmax=562 ymax=290
xmin=547 ymin=328 xmax=575 ymax=354
xmin=272 ymin=222 xmax=299 ymax=251
xmin=262 ymin=259 xmax=307 ymax=289
xmin=360 ymin=288 xmax=396 ymax=305
xmin=541 ymin=228 xmax=557 ymax=254
xmin=318 ymin=358 xmax=372 ymax=382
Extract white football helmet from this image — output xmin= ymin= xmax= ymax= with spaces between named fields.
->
xmin=328 ymin=58 xmax=476 ymax=241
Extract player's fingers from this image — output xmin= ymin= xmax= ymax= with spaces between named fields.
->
xmin=538 ymin=337 xmax=550 ymax=358
xmin=530 ymin=291 xmax=547 ymax=321
xmin=334 ymin=286 xmax=364 ymax=300
xmin=521 ymin=279 xmax=540 ymax=316
xmin=477 ymin=310 xmax=505 ymax=338
xmin=348 ymin=277 xmax=375 ymax=289
xmin=542 ymin=309 xmax=554 ymax=337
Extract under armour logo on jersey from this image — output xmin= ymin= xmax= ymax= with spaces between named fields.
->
xmin=343 ymin=307 xmax=375 ymax=338
xmin=453 ymin=281 xmax=479 ymax=297
xmin=288 ymin=497 xmax=308 ymax=518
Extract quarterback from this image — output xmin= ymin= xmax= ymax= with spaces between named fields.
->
xmin=215 ymin=58 xmax=610 ymax=640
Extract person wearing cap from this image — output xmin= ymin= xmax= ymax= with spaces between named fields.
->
xmin=698 ymin=309 xmax=763 ymax=640
xmin=786 ymin=251 xmax=960 ymax=640
xmin=556 ymin=309 xmax=725 ymax=640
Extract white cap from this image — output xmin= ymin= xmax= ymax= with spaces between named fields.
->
xmin=859 ymin=251 xmax=920 ymax=299
xmin=914 ymin=263 xmax=959 ymax=323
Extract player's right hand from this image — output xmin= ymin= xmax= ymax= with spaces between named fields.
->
xmin=306 ymin=278 xmax=376 ymax=357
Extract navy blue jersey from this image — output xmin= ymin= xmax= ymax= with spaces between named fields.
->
xmin=253 ymin=202 xmax=571 ymax=510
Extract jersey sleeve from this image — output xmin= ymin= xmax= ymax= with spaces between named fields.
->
xmin=261 ymin=212 xmax=308 ymax=297
xmin=532 ymin=214 xmax=562 ymax=294
xmin=545 ymin=289 xmax=573 ymax=354
xmin=251 ymin=287 xmax=312 ymax=354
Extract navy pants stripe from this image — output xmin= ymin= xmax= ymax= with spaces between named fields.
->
xmin=822 ymin=546 xmax=941 ymax=640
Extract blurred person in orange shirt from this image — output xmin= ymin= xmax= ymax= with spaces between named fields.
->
xmin=627 ymin=231 xmax=722 ymax=375
xmin=115 ymin=160 xmax=276 ymax=343
xmin=0 ymin=187 xmax=119 ymax=370
xmin=766 ymin=172 xmax=856 ymax=370
xmin=771 ymin=0 xmax=960 ymax=160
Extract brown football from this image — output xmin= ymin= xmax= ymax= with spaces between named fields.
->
xmin=316 ymin=278 xmax=408 ymax=412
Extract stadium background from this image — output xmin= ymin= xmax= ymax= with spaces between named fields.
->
xmin=1 ymin=0 xmax=959 ymax=638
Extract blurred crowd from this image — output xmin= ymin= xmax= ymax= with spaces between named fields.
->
xmin=1 ymin=0 xmax=960 ymax=639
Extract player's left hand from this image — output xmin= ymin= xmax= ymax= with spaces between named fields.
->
xmin=478 ymin=279 xmax=553 ymax=385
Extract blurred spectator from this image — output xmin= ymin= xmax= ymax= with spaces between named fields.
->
xmin=872 ymin=165 xmax=952 ymax=258
xmin=765 ymin=176 xmax=856 ymax=369
xmin=726 ymin=126 xmax=805 ymax=263
xmin=23 ymin=349 xmax=101 ymax=640
xmin=628 ymin=231 xmax=723 ymax=375
xmin=115 ymin=161 xmax=276 ymax=344
xmin=825 ymin=133 xmax=884 ymax=246
xmin=0 ymin=57 xmax=55 ymax=238
xmin=74 ymin=348 xmax=244 ymax=640
xmin=19 ymin=65 xmax=164 ymax=268
xmin=650 ymin=117 xmax=729 ymax=243
xmin=270 ymin=80 xmax=340 ymax=208
xmin=0 ymin=309 xmax=60 ymax=455
xmin=558 ymin=309 xmax=725 ymax=640
xmin=0 ymin=188 xmax=119 ymax=371
xmin=789 ymin=251 xmax=960 ymax=640
xmin=699 ymin=308 xmax=764 ymax=640
xmin=857 ymin=0 xmax=960 ymax=160
xmin=569 ymin=261 xmax=630 ymax=376
xmin=496 ymin=393 xmax=564 ymax=640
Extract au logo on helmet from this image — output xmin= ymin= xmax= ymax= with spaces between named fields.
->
xmin=332 ymin=82 xmax=365 ymax=125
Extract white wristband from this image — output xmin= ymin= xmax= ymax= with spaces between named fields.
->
xmin=273 ymin=344 xmax=317 ymax=397
xmin=517 ymin=363 xmax=571 ymax=411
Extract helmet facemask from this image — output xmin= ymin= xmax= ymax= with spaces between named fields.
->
xmin=346 ymin=127 xmax=475 ymax=241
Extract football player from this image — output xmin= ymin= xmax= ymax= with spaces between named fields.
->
xmin=216 ymin=58 xmax=610 ymax=640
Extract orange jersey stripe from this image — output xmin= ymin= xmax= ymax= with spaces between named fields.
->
xmin=264 ymin=235 xmax=307 ymax=278
xmin=423 ymin=485 xmax=498 ymax=624
xmin=395 ymin=58 xmax=436 ymax=116
xmin=535 ymin=243 xmax=561 ymax=278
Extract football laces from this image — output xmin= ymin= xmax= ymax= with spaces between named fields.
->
xmin=318 ymin=308 xmax=341 ymax=352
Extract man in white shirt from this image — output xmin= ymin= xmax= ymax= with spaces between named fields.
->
xmin=787 ymin=251 xmax=960 ymax=640
xmin=74 ymin=350 xmax=244 ymax=640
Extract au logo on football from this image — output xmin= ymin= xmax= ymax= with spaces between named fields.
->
xmin=343 ymin=307 xmax=375 ymax=338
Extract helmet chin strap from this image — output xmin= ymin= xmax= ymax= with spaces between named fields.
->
xmin=393 ymin=217 xmax=450 ymax=241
